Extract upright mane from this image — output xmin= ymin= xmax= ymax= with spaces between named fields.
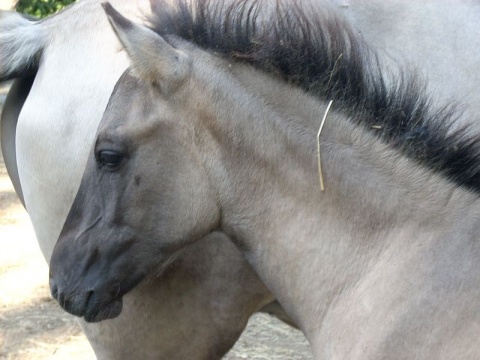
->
xmin=150 ymin=0 xmax=480 ymax=192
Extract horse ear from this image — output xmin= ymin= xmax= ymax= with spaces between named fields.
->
xmin=102 ymin=2 xmax=191 ymax=90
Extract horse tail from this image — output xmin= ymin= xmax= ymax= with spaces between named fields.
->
xmin=0 ymin=11 xmax=45 ymax=80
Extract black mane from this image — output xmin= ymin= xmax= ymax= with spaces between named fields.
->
xmin=151 ymin=0 xmax=480 ymax=192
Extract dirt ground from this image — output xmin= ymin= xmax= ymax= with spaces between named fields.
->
xmin=0 ymin=82 xmax=312 ymax=359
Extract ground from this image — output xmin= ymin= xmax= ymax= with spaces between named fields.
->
xmin=0 ymin=82 xmax=312 ymax=359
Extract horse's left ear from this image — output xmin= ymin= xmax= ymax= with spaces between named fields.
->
xmin=102 ymin=2 xmax=191 ymax=91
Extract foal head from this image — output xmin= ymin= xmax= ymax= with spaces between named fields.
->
xmin=49 ymin=4 xmax=224 ymax=322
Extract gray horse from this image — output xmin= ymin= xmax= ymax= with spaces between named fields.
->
xmin=49 ymin=1 xmax=480 ymax=358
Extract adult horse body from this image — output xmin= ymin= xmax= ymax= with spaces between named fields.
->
xmin=2 ymin=0 xmax=480 ymax=358
xmin=50 ymin=1 xmax=480 ymax=359
xmin=336 ymin=0 xmax=480 ymax=123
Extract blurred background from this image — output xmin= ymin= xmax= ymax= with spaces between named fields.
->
xmin=10 ymin=0 xmax=76 ymax=17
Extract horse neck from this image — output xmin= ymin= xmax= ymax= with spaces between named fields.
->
xmin=191 ymin=61 xmax=480 ymax=346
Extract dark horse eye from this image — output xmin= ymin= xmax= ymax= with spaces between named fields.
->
xmin=97 ymin=150 xmax=124 ymax=170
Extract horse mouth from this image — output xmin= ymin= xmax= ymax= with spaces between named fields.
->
xmin=83 ymin=297 xmax=124 ymax=323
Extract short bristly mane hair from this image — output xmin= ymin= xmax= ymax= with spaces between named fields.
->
xmin=150 ymin=0 xmax=480 ymax=193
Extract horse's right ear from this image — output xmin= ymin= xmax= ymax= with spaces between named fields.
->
xmin=102 ymin=2 xmax=191 ymax=92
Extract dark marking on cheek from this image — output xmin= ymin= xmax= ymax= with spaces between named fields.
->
xmin=134 ymin=175 xmax=141 ymax=186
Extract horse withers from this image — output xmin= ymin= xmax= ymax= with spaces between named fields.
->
xmin=50 ymin=1 xmax=480 ymax=358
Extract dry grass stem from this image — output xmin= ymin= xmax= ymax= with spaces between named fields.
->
xmin=317 ymin=100 xmax=333 ymax=192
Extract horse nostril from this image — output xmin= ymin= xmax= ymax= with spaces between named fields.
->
xmin=86 ymin=289 xmax=94 ymax=308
